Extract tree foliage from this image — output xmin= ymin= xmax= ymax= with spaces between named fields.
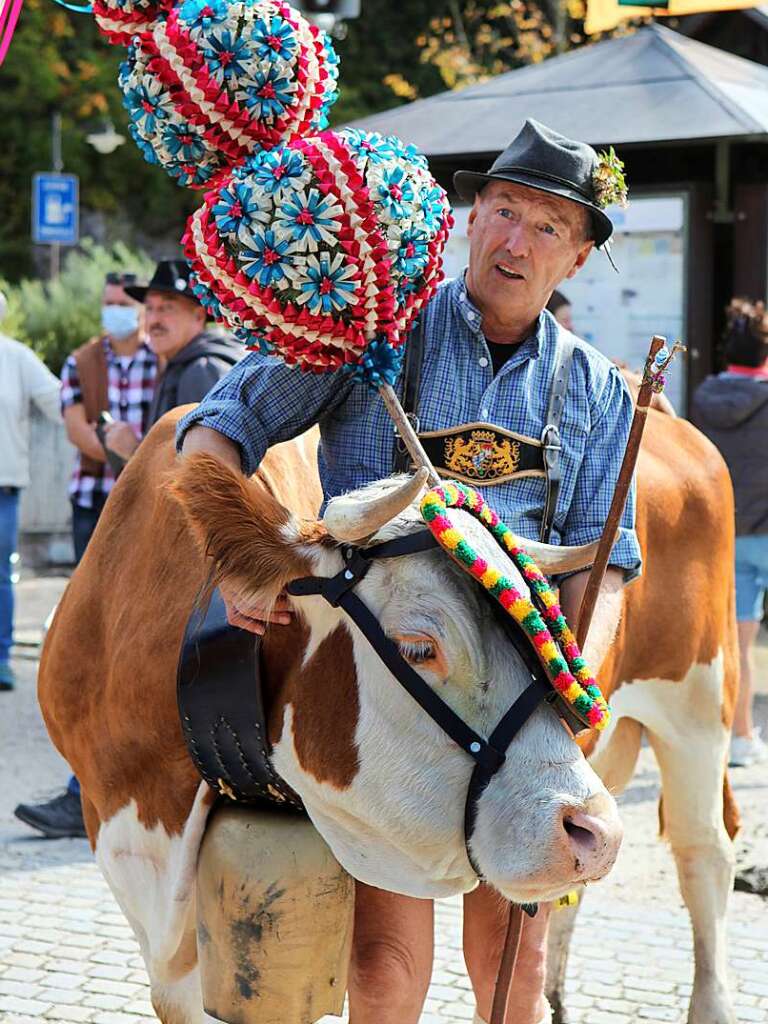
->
xmin=1 ymin=0 xmax=625 ymax=283
xmin=0 ymin=0 xmax=193 ymax=282
xmin=2 ymin=239 xmax=155 ymax=373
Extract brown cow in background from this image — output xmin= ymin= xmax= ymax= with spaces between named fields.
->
xmin=547 ymin=407 xmax=740 ymax=1024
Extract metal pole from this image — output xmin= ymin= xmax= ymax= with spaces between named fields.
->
xmin=51 ymin=112 xmax=63 ymax=172
xmin=50 ymin=112 xmax=62 ymax=280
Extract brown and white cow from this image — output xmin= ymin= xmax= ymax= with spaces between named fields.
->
xmin=39 ymin=408 xmax=622 ymax=1024
xmin=547 ymin=408 xmax=740 ymax=1024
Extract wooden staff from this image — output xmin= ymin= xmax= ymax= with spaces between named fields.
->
xmin=490 ymin=334 xmax=683 ymax=1024
xmin=576 ymin=334 xmax=670 ymax=648
xmin=379 ymin=383 xmax=441 ymax=486
xmin=489 ymin=903 xmax=526 ymax=1024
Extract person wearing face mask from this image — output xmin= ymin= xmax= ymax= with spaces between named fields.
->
xmin=13 ymin=271 xmax=156 ymax=840
xmin=57 ymin=271 xmax=157 ymax=561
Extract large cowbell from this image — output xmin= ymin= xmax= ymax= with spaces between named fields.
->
xmin=197 ymin=805 xmax=354 ymax=1024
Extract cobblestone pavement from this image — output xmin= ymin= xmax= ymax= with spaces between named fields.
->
xmin=1 ymin=575 xmax=767 ymax=1024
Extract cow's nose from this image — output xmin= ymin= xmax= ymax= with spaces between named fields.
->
xmin=561 ymin=792 xmax=622 ymax=881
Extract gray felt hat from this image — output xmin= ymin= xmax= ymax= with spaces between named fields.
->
xmin=454 ymin=119 xmax=616 ymax=248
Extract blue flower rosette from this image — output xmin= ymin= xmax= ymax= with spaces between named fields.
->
xmin=183 ymin=128 xmax=453 ymax=387
xmin=118 ymin=0 xmax=339 ymax=189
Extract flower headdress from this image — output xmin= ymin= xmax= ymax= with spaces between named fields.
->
xmin=592 ymin=147 xmax=628 ymax=210
xmin=183 ymin=128 xmax=453 ymax=385
xmin=119 ymin=0 xmax=339 ymax=189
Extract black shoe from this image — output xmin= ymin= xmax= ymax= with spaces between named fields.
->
xmin=0 ymin=663 xmax=14 ymax=691
xmin=14 ymin=789 xmax=87 ymax=839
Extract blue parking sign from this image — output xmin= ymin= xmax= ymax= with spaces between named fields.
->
xmin=32 ymin=173 xmax=79 ymax=245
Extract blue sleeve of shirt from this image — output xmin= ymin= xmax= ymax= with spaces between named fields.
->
xmin=175 ymin=351 xmax=354 ymax=475
xmin=561 ymin=362 xmax=643 ymax=583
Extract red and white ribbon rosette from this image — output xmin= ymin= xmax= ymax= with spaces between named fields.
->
xmin=119 ymin=0 xmax=339 ymax=189
xmin=93 ymin=0 xmax=167 ymax=46
xmin=184 ymin=128 xmax=453 ymax=385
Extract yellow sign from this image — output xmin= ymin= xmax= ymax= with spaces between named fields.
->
xmin=586 ymin=0 xmax=763 ymax=35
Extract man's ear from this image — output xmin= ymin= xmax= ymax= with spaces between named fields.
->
xmin=565 ymin=240 xmax=594 ymax=280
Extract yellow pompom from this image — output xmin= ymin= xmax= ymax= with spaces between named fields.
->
xmin=540 ymin=640 xmax=559 ymax=662
xmin=440 ymin=528 xmax=462 ymax=550
xmin=481 ymin=568 xmax=502 ymax=588
xmin=565 ymin=682 xmax=582 ymax=703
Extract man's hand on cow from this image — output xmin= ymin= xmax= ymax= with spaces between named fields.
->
xmin=218 ymin=581 xmax=294 ymax=635
xmin=103 ymin=421 xmax=140 ymax=460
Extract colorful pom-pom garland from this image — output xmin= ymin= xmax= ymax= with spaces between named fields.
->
xmin=420 ymin=482 xmax=611 ymax=731
xmin=118 ymin=0 xmax=339 ymax=189
xmin=183 ymin=127 xmax=453 ymax=381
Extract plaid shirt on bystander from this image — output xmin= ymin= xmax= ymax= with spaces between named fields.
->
xmin=61 ymin=337 xmax=157 ymax=509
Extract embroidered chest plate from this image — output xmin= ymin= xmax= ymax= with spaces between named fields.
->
xmin=417 ymin=422 xmax=545 ymax=487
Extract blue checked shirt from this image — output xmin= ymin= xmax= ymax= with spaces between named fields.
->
xmin=177 ymin=276 xmax=642 ymax=580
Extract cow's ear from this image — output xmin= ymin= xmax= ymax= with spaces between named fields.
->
xmin=168 ymin=453 xmax=314 ymax=599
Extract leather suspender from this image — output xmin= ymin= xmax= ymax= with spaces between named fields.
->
xmin=539 ymin=335 xmax=574 ymax=543
xmin=392 ymin=318 xmax=574 ymax=543
xmin=393 ymin=316 xmax=425 ymax=474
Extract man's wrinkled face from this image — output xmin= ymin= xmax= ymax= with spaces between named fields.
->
xmin=145 ymin=291 xmax=205 ymax=359
xmin=465 ymin=181 xmax=593 ymax=333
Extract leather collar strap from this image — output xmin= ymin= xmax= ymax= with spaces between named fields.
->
xmin=286 ymin=529 xmax=550 ymax=897
xmin=540 ymin=334 xmax=574 ymax=542
xmin=287 ymin=533 xmax=504 ymax=776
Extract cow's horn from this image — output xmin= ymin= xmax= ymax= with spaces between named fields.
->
xmin=323 ymin=468 xmax=430 ymax=542
xmin=517 ymin=536 xmax=604 ymax=575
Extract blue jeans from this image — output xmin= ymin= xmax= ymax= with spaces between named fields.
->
xmin=735 ymin=534 xmax=768 ymax=622
xmin=0 ymin=488 xmax=20 ymax=665
xmin=68 ymin=494 xmax=108 ymax=797
xmin=72 ymin=494 xmax=108 ymax=564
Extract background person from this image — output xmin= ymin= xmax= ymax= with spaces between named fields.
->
xmin=13 ymin=270 xmax=156 ymax=839
xmin=0 ymin=290 xmax=61 ymax=692
xmin=15 ymin=260 xmax=241 ymax=839
xmin=101 ymin=260 xmax=242 ymax=461
xmin=61 ymin=270 xmax=156 ymax=560
xmin=546 ymin=288 xmax=574 ymax=332
xmin=691 ymin=299 xmax=768 ymax=767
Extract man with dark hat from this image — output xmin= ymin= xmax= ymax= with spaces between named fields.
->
xmin=100 ymin=259 xmax=242 ymax=460
xmin=178 ymin=120 xmax=640 ymax=1024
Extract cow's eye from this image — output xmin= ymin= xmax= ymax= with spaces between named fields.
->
xmin=395 ymin=635 xmax=438 ymax=665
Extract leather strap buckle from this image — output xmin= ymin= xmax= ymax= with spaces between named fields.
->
xmin=540 ymin=424 xmax=562 ymax=459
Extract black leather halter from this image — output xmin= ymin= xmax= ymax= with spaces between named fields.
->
xmin=177 ymin=529 xmax=554 ymax=906
xmin=286 ymin=530 xmax=553 ymax=886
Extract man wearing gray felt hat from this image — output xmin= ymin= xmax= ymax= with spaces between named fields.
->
xmin=179 ymin=119 xmax=636 ymax=1024
xmin=454 ymin=118 xmax=622 ymax=249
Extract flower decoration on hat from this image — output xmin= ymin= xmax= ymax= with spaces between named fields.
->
xmin=592 ymin=147 xmax=628 ymax=210
xmin=183 ymin=128 xmax=453 ymax=386
xmin=92 ymin=0 xmax=168 ymax=47
xmin=118 ymin=0 xmax=339 ymax=190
